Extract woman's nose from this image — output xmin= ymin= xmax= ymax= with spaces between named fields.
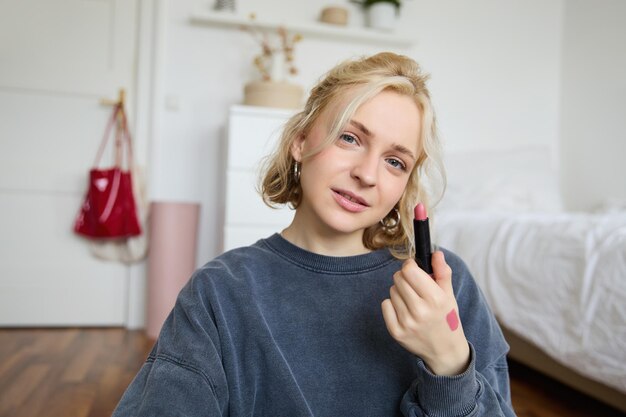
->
xmin=350 ymin=154 xmax=378 ymax=186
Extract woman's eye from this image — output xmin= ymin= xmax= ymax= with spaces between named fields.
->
xmin=339 ymin=133 xmax=358 ymax=145
xmin=386 ymin=158 xmax=406 ymax=171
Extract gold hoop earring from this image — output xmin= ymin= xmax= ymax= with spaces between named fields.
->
xmin=380 ymin=208 xmax=400 ymax=233
xmin=293 ymin=161 xmax=301 ymax=184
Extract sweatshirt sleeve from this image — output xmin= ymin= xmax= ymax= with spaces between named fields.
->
xmin=399 ymin=249 xmax=517 ymax=417
xmin=112 ymin=269 xmax=229 ymax=417
xmin=400 ymin=343 xmax=516 ymax=417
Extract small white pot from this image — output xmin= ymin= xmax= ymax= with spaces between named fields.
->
xmin=366 ymin=2 xmax=397 ymax=31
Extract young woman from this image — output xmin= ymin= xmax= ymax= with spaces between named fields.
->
xmin=113 ymin=52 xmax=516 ymax=417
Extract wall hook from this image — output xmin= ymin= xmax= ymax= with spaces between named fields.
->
xmin=100 ymin=88 xmax=126 ymax=108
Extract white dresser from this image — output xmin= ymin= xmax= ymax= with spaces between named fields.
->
xmin=223 ymin=105 xmax=297 ymax=251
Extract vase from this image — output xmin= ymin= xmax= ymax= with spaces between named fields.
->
xmin=243 ymin=81 xmax=303 ymax=109
xmin=366 ymin=3 xmax=397 ymax=31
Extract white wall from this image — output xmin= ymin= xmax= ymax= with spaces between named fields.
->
xmin=406 ymin=1 xmax=563 ymax=153
xmin=559 ymin=0 xmax=626 ymax=211
xmin=150 ymin=0 xmax=565 ymax=265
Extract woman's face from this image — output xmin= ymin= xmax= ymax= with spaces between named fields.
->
xmin=291 ymin=90 xmax=421 ymax=242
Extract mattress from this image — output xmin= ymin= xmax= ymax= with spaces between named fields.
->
xmin=434 ymin=210 xmax=626 ymax=393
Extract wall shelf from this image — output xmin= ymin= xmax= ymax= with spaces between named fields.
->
xmin=189 ymin=11 xmax=414 ymax=47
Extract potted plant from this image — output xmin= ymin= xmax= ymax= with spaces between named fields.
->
xmin=352 ymin=0 xmax=402 ymax=31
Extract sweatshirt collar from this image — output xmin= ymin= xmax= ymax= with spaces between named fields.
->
xmin=261 ymin=233 xmax=396 ymax=274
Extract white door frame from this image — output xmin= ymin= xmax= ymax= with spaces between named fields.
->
xmin=125 ymin=0 xmax=168 ymax=329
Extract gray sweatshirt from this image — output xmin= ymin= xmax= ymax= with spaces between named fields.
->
xmin=113 ymin=233 xmax=516 ymax=417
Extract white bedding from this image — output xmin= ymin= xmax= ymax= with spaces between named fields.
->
xmin=434 ymin=210 xmax=626 ymax=393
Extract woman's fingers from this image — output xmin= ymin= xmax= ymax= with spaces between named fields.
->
xmin=383 ymin=268 xmax=424 ymax=335
xmin=400 ymin=258 xmax=440 ymax=302
xmin=381 ymin=299 xmax=399 ymax=336
xmin=431 ymin=251 xmax=453 ymax=293
xmin=383 ymin=254 xmax=455 ymax=337
xmin=388 ymin=284 xmax=410 ymax=322
xmin=392 ymin=270 xmax=423 ymax=317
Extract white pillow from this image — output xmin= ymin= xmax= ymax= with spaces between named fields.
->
xmin=438 ymin=146 xmax=563 ymax=213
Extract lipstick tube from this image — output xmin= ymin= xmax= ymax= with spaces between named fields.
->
xmin=413 ymin=203 xmax=433 ymax=275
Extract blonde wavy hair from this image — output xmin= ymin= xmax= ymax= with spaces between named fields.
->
xmin=259 ymin=52 xmax=445 ymax=259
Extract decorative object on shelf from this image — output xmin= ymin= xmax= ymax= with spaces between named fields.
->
xmin=189 ymin=11 xmax=414 ymax=46
xmin=241 ymin=15 xmax=304 ymax=109
xmin=243 ymin=81 xmax=303 ymax=109
xmin=351 ymin=0 xmax=403 ymax=31
xmin=213 ymin=0 xmax=235 ymax=12
xmin=319 ymin=6 xmax=349 ymax=26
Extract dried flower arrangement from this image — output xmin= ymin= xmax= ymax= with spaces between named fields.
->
xmin=241 ymin=15 xmax=303 ymax=82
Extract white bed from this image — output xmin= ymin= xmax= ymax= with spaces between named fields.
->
xmin=433 ymin=147 xmax=626 ymax=411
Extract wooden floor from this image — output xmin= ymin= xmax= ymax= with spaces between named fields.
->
xmin=0 ymin=328 xmax=623 ymax=417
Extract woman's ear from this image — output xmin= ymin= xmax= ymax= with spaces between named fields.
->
xmin=290 ymin=134 xmax=306 ymax=162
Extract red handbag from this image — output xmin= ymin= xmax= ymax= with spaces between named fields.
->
xmin=74 ymin=103 xmax=142 ymax=239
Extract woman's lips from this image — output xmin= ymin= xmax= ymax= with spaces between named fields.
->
xmin=331 ymin=189 xmax=369 ymax=213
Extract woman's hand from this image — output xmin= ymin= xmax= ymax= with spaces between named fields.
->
xmin=381 ymin=251 xmax=470 ymax=376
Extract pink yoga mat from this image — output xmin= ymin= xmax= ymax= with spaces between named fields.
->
xmin=146 ymin=202 xmax=200 ymax=340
